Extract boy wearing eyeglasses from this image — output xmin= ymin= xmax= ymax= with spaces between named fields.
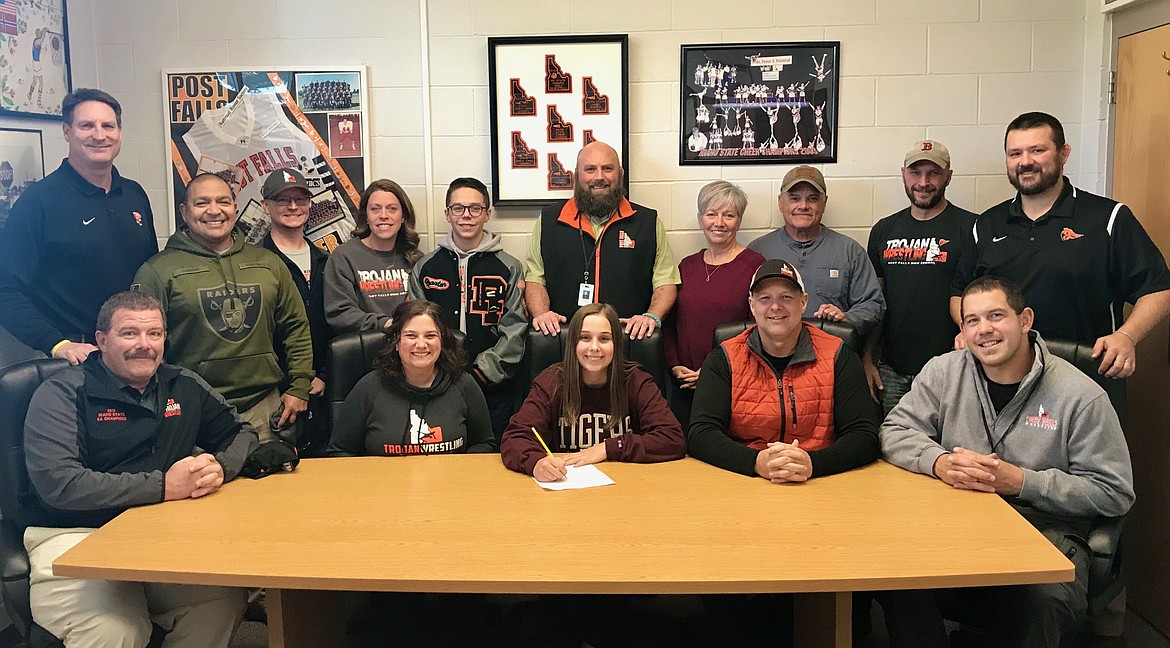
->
xmin=260 ymin=169 xmax=332 ymax=455
xmin=410 ymin=177 xmax=526 ymax=445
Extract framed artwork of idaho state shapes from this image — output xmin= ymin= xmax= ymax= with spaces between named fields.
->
xmin=489 ymin=34 xmax=629 ymax=206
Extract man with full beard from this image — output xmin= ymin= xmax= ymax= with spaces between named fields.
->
xmin=954 ymin=112 xmax=1170 ymax=384
xmin=524 ymin=142 xmax=679 ymax=338
xmin=864 ymin=140 xmax=976 ymax=414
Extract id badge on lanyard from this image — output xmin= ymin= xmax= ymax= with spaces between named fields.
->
xmin=578 ymin=282 xmax=595 ymax=306
xmin=578 ymin=215 xmax=601 ymax=306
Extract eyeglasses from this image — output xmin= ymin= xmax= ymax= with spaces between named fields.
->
xmin=273 ymin=196 xmax=311 ymax=207
xmin=446 ymin=204 xmax=487 ymax=217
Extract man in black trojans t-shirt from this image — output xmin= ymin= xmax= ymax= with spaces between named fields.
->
xmin=865 ymin=140 xmax=977 ymax=414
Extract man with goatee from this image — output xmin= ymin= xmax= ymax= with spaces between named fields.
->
xmin=524 ymin=142 xmax=679 ymax=338
xmin=864 ymin=140 xmax=976 ymax=414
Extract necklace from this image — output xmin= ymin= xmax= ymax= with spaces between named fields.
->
xmin=703 ymin=246 xmax=739 ymax=282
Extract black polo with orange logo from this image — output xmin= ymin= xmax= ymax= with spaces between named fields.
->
xmin=954 ymin=178 xmax=1170 ymax=344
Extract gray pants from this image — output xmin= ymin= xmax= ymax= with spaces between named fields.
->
xmin=239 ymin=388 xmax=282 ymax=443
xmin=876 ymin=526 xmax=1091 ymax=648
xmin=25 ymin=526 xmax=245 ymax=648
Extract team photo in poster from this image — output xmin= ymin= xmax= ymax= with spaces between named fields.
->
xmin=679 ymin=42 xmax=840 ymax=165
xmin=164 ymin=68 xmax=369 ymax=252
xmin=489 ymin=35 xmax=629 ymax=205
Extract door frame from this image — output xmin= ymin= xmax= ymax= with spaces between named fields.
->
xmin=1107 ymin=0 xmax=1170 ymax=194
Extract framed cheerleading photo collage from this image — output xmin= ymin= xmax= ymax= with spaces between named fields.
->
xmin=162 ymin=68 xmax=370 ymax=253
xmin=679 ymin=41 xmax=840 ymax=166
xmin=488 ymin=34 xmax=629 ymax=206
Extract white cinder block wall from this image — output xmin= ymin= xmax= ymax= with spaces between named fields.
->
xmin=8 ymin=0 xmax=1111 ymax=264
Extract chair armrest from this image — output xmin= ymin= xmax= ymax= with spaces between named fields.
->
xmin=1 ymin=518 xmax=33 ymax=640
xmin=1086 ymin=515 xmax=1126 ymax=617
xmin=1087 ymin=515 xmax=1125 ymax=559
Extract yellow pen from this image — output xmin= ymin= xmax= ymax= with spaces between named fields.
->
xmin=532 ymin=427 xmax=555 ymax=456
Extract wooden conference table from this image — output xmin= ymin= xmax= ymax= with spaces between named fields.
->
xmin=54 ymin=456 xmax=1072 ymax=648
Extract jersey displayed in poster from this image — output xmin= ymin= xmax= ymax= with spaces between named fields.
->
xmin=167 ymin=70 xmax=368 ymax=253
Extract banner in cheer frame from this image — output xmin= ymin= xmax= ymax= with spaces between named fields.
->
xmin=679 ymin=42 xmax=840 ymax=166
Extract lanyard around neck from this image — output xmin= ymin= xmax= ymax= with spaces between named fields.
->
xmin=974 ymin=352 xmax=1045 ymax=455
xmin=578 ymin=213 xmax=604 ymax=283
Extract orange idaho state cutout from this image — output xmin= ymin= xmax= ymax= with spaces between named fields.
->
xmin=582 ymin=77 xmax=609 ymax=115
xmin=545 ymin=54 xmax=572 ymax=93
xmin=547 ymin=105 xmax=574 ymax=142
xmin=547 ymin=153 xmax=572 ymax=191
xmin=511 ymin=132 xmax=537 ymax=169
xmin=509 ymin=78 xmax=536 ymax=116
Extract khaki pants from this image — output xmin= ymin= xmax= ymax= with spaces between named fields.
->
xmin=239 ymin=388 xmax=281 ymax=443
xmin=25 ymin=526 xmax=245 ymax=648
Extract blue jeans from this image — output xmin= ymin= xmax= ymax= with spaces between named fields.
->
xmin=877 ymin=361 xmax=916 ymax=416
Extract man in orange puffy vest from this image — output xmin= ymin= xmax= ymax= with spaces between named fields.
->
xmin=687 ymin=258 xmax=880 ymax=482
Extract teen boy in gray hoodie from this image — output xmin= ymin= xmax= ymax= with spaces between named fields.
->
xmin=877 ymin=276 xmax=1134 ymax=648
xmin=410 ymin=177 xmax=526 ymax=443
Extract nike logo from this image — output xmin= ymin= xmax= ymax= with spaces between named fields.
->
xmin=82 ymin=217 xmax=96 ymax=225
xmin=992 ymin=236 xmax=1008 ymax=242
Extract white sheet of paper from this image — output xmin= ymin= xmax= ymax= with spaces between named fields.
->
xmin=533 ymin=464 xmax=615 ymax=491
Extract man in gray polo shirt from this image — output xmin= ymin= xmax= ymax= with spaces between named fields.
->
xmin=748 ymin=165 xmax=884 ymax=336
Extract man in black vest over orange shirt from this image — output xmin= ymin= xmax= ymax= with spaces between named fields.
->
xmin=524 ymin=142 xmax=679 ymax=339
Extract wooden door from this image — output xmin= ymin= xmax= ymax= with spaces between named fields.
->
xmin=1112 ymin=22 xmax=1170 ymax=634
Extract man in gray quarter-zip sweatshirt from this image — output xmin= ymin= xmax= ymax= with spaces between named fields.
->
xmin=877 ymin=276 xmax=1134 ymax=648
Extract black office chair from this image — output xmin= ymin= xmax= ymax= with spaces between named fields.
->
xmin=325 ymin=330 xmax=391 ymax=434
xmin=0 ymin=358 xmax=70 ymax=648
xmin=522 ymin=327 xmax=668 ymax=397
xmin=1043 ymin=339 xmax=1127 ymax=622
xmin=712 ymin=317 xmax=862 ymax=352
xmin=325 ymin=329 xmax=467 ymax=434
xmin=0 ymin=359 xmax=206 ymax=648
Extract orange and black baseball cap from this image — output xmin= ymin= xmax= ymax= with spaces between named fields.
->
xmin=750 ymin=259 xmax=806 ymax=294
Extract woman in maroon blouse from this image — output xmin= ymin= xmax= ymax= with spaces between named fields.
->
xmin=664 ymin=180 xmax=765 ymax=431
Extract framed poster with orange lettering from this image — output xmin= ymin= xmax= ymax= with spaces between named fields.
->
xmin=163 ymin=68 xmax=369 ymax=252
xmin=489 ymin=35 xmax=628 ymax=206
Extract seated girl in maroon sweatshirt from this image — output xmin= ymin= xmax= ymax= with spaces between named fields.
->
xmin=501 ymin=303 xmax=686 ymax=481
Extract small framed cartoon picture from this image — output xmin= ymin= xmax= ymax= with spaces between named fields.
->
xmin=488 ymin=34 xmax=629 ymax=206
xmin=679 ymin=41 xmax=840 ymax=165
xmin=0 ymin=0 xmax=72 ymax=119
